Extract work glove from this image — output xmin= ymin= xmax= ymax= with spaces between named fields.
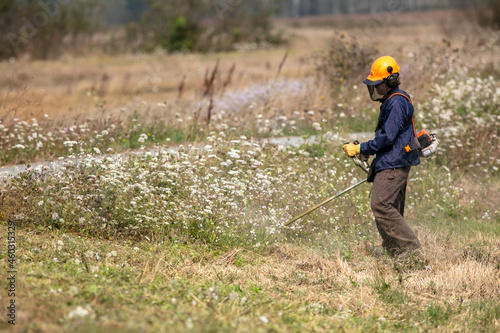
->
xmin=342 ymin=143 xmax=360 ymax=157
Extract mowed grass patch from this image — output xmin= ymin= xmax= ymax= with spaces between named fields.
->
xmin=0 ymin=224 xmax=499 ymax=332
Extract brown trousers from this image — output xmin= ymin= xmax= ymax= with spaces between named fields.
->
xmin=371 ymin=166 xmax=421 ymax=256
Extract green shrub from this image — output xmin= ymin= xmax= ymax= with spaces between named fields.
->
xmin=168 ymin=16 xmax=200 ymax=51
xmin=131 ymin=0 xmax=284 ymax=53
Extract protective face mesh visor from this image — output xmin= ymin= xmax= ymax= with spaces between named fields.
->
xmin=367 ymin=83 xmax=388 ymax=102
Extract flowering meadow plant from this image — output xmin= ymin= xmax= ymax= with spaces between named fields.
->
xmin=2 ymin=132 xmax=369 ymax=244
xmin=1 ymin=68 xmax=499 ymax=244
xmin=2 ymin=71 xmax=498 ymax=173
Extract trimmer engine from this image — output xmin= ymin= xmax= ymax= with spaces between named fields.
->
xmin=404 ymin=129 xmax=439 ymax=158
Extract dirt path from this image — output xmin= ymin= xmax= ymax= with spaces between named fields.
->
xmin=0 ymin=132 xmax=374 ymax=182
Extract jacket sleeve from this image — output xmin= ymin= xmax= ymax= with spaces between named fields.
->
xmin=360 ymin=98 xmax=408 ymax=156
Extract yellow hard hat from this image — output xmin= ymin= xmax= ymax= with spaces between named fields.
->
xmin=363 ymin=56 xmax=400 ymax=86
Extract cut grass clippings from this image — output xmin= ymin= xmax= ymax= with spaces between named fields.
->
xmin=0 ymin=225 xmax=498 ymax=332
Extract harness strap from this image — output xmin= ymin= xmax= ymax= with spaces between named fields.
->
xmin=387 ymin=92 xmax=416 ymax=137
xmin=388 ymin=92 xmax=411 ymax=103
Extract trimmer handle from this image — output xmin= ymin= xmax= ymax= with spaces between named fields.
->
xmin=344 ymin=140 xmax=370 ymax=174
xmin=352 ymin=140 xmax=369 ymax=163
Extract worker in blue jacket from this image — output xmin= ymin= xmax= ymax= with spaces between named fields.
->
xmin=343 ymin=56 xmax=422 ymax=257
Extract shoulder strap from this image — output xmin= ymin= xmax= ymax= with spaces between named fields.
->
xmin=387 ymin=92 xmax=416 ymax=136
xmin=387 ymin=92 xmax=412 ymax=104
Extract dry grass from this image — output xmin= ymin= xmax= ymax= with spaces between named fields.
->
xmin=0 ymin=48 xmax=312 ymax=121
xmin=1 ymin=223 xmax=498 ymax=332
xmin=165 ymin=236 xmax=500 ymax=311
xmin=3 ymin=9 xmax=498 ymax=124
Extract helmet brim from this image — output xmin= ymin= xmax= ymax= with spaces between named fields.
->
xmin=363 ymin=75 xmax=384 ymax=86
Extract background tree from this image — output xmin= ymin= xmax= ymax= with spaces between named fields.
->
xmin=0 ymin=0 xmax=494 ymax=60
xmin=1 ymin=0 xmax=99 ymax=60
xmin=129 ymin=0 xmax=282 ymax=53
xmin=467 ymin=0 xmax=500 ymax=28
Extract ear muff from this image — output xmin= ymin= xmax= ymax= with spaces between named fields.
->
xmin=386 ymin=73 xmax=399 ymax=88
xmin=384 ymin=66 xmax=400 ymax=88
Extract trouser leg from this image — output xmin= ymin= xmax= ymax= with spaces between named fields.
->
xmin=396 ymin=180 xmax=406 ymax=217
xmin=371 ymin=167 xmax=421 ymax=256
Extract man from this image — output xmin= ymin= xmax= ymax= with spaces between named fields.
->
xmin=343 ymin=56 xmax=422 ymax=257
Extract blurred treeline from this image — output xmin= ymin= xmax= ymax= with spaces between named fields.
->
xmin=0 ymin=0 xmax=498 ymax=60
xmin=0 ymin=0 xmax=283 ymax=59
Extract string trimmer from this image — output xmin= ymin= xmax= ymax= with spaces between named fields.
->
xmin=286 ymin=143 xmax=370 ymax=226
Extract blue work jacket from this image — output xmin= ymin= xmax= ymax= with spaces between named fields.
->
xmin=359 ymin=87 xmax=420 ymax=173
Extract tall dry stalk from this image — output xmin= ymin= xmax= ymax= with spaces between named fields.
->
xmin=277 ymin=51 xmax=289 ymax=78
xmin=200 ymin=61 xmax=235 ymax=126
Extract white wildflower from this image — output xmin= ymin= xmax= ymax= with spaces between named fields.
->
xmin=63 ymin=141 xmax=77 ymax=147
xmin=312 ymin=122 xmax=322 ymax=131
xmin=67 ymin=305 xmax=95 ymax=319
xmin=138 ymin=133 xmax=148 ymax=143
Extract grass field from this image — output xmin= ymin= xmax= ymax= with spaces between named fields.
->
xmin=1 ymin=9 xmax=500 ymax=333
